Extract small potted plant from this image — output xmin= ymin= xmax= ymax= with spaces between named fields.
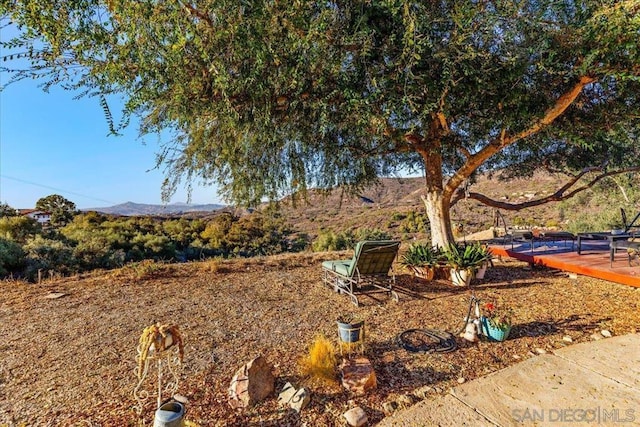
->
xmin=443 ymin=242 xmax=492 ymax=286
xmin=336 ymin=314 xmax=364 ymax=343
xmin=481 ymin=301 xmax=514 ymax=341
xmin=399 ymin=243 xmax=442 ymax=280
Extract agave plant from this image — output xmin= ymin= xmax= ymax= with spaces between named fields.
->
xmin=443 ymin=242 xmax=492 ymax=270
xmin=399 ymin=243 xmax=443 ymax=268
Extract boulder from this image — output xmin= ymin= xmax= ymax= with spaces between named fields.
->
xmin=277 ymin=382 xmax=297 ymax=406
xmin=340 ymin=357 xmax=377 ymax=395
xmin=343 ymin=406 xmax=368 ymax=426
xmin=382 ymin=400 xmax=398 ymax=415
xmin=277 ymin=382 xmax=310 ymax=413
xmin=290 ymin=387 xmax=310 ymax=413
xmin=228 ymin=355 xmax=275 ymax=409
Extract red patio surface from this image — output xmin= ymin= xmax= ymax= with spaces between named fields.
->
xmin=489 ymin=240 xmax=640 ymax=287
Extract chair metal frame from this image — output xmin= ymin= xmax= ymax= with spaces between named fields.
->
xmin=322 ymin=240 xmax=400 ymax=307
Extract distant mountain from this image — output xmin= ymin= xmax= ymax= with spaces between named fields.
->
xmin=84 ymin=201 xmax=225 ymax=216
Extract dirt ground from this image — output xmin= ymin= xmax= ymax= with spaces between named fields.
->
xmin=1 ymin=252 xmax=639 ymax=426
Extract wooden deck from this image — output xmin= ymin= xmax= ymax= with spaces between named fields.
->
xmin=489 ymin=240 xmax=640 ymax=287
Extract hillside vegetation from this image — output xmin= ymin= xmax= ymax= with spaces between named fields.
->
xmin=1 ymin=171 xmax=638 ymax=280
xmin=278 ymin=170 xmax=640 ymax=239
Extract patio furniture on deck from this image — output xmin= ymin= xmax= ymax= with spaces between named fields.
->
xmin=610 ymin=233 xmax=640 ymax=267
xmin=321 ymin=240 xmax=400 ymax=307
xmin=576 ymin=232 xmax=632 ymax=256
xmin=495 ymin=211 xmax=575 ymax=252
xmin=621 ymin=208 xmax=640 ymax=233
xmin=508 ymin=230 xmax=575 ymax=252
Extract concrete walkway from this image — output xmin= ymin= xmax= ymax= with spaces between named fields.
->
xmin=378 ymin=333 xmax=640 ymax=427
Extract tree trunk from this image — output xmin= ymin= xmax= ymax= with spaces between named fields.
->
xmin=422 ymin=191 xmax=454 ymax=248
xmin=414 ymin=132 xmax=455 ymax=249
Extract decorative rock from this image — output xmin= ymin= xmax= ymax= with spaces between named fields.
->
xmin=44 ymin=292 xmax=67 ymax=299
xmin=343 ymin=406 xmax=368 ymax=427
xmin=277 ymin=382 xmax=297 ymax=406
xmin=535 ymin=348 xmax=547 ymax=354
xmin=289 ymin=387 xmax=310 ymax=413
xmin=397 ymin=394 xmax=416 ymax=406
xmin=457 ymin=377 xmax=466 ymax=384
xmin=562 ymin=336 xmax=573 ymax=343
xmin=173 ymin=394 xmax=189 ymax=404
xmin=601 ymin=329 xmax=612 ymax=338
xmin=382 ymin=400 xmax=398 ymax=415
xmin=228 ymin=355 xmax=275 ymax=409
xmin=340 ymin=357 xmax=377 ymax=395
xmin=413 ymin=385 xmax=434 ymax=399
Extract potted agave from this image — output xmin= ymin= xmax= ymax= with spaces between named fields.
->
xmin=399 ymin=243 xmax=442 ymax=280
xmin=443 ymin=242 xmax=492 ymax=286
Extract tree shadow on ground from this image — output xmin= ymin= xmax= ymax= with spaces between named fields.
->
xmin=510 ymin=314 xmax=612 ymax=339
xmin=364 ymin=338 xmax=457 ymax=394
xmin=394 ymin=274 xmax=470 ymax=300
xmin=472 ymin=280 xmax=550 ymax=290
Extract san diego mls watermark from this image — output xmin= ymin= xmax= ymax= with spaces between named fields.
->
xmin=512 ymin=406 xmax=636 ymax=423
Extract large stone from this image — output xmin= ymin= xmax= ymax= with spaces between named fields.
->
xmin=381 ymin=400 xmax=398 ymax=415
xmin=343 ymin=406 xmax=368 ymax=427
xmin=278 ymin=382 xmax=310 ymax=413
xmin=289 ymin=387 xmax=310 ymax=413
xmin=228 ymin=355 xmax=275 ymax=409
xmin=340 ymin=357 xmax=377 ymax=395
xmin=277 ymin=382 xmax=297 ymax=406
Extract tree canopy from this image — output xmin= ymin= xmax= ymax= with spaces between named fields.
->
xmin=2 ymin=0 xmax=639 ymax=246
xmin=35 ymin=194 xmax=76 ymax=226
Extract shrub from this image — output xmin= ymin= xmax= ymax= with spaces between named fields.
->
xmin=312 ymin=230 xmax=350 ymax=252
xmin=400 ymin=211 xmax=428 ymax=233
xmin=354 ymin=228 xmax=391 ymax=241
xmin=299 ymin=335 xmax=337 ymax=384
xmin=312 ymin=228 xmax=392 ymax=252
xmin=391 ymin=212 xmax=406 ymax=221
xmin=0 ymin=216 xmax=41 ymax=243
xmin=118 ymin=259 xmax=168 ymax=280
xmin=23 ymin=235 xmax=76 ymax=280
xmin=0 ymin=237 xmax=25 ymax=276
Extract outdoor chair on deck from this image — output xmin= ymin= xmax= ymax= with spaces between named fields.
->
xmin=610 ymin=231 xmax=640 ymax=267
xmin=322 ymin=240 xmax=400 ymax=307
xmin=621 ymin=208 xmax=640 ymax=234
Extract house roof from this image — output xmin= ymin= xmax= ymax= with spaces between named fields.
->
xmin=19 ymin=209 xmax=51 ymax=216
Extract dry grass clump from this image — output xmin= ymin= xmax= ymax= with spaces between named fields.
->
xmin=299 ymin=334 xmax=338 ymax=384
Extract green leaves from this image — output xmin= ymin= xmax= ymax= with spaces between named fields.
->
xmin=2 ymin=1 xmax=639 ymax=247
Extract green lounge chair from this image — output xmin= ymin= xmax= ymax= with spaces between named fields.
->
xmin=322 ymin=240 xmax=400 ymax=307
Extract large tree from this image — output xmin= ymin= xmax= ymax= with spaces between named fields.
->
xmin=35 ymin=194 xmax=76 ymax=226
xmin=2 ymin=1 xmax=639 ymax=246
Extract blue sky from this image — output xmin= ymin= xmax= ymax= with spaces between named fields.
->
xmin=0 ymin=81 xmax=222 ymax=209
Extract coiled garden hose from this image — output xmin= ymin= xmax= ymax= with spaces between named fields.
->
xmin=397 ymin=293 xmax=480 ymax=353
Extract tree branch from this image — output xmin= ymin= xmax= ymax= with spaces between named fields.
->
xmin=450 ymin=166 xmax=640 ymax=209
xmin=179 ymin=1 xmax=214 ymax=27
xmin=444 ymin=76 xmax=597 ymax=201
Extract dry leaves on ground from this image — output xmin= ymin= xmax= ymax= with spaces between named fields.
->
xmin=1 ymin=253 xmax=638 ymax=426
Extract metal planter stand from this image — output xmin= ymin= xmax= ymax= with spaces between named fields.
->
xmin=133 ymin=326 xmax=184 ymax=424
xmin=337 ymin=320 xmax=365 ymax=357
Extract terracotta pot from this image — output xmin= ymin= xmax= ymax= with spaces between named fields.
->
xmin=411 ymin=266 xmax=435 ymax=281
